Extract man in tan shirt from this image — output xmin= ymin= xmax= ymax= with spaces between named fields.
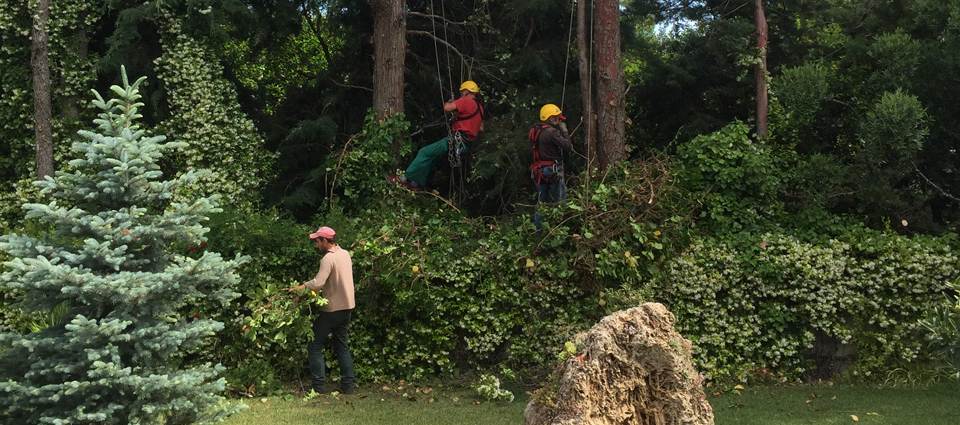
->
xmin=286 ymin=226 xmax=355 ymax=394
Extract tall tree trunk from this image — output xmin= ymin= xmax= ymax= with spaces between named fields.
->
xmin=594 ymin=0 xmax=625 ymax=171
xmin=369 ymin=0 xmax=406 ymax=119
xmin=755 ymin=0 xmax=769 ymax=138
xmin=31 ymin=0 xmax=53 ymax=178
xmin=577 ymin=0 xmax=597 ymax=172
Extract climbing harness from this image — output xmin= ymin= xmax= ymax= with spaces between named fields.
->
xmin=451 ymin=98 xmax=485 ymax=123
xmin=446 ymin=98 xmax=484 ymax=169
xmin=528 ymin=124 xmax=563 ymax=185
xmin=425 ymin=0 xmax=482 ymax=204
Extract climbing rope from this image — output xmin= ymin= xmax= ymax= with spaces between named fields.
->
xmin=561 ymin=0 xmax=577 ymax=110
xmin=429 ymin=0 xmax=446 ymax=104
xmin=440 ymin=0 xmax=454 ymax=98
xmin=447 ymin=131 xmax=464 ymax=168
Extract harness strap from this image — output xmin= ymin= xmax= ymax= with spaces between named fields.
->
xmin=452 ymin=98 xmax=484 ymax=122
xmin=529 ymin=123 xmax=564 ymax=185
xmin=528 ymin=124 xmax=548 ymax=163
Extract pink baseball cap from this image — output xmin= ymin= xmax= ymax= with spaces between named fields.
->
xmin=309 ymin=226 xmax=336 ymax=239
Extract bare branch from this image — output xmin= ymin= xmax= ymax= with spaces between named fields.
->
xmin=406 ymin=11 xmax=470 ymax=27
xmin=406 ymin=30 xmax=505 ymax=85
xmin=914 ymin=162 xmax=960 ymax=203
xmin=407 ymin=30 xmax=466 ymax=66
xmin=414 ymin=190 xmax=462 ymax=213
xmin=329 ymin=78 xmax=373 ymax=93
xmin=303 ymin=11 xmax=332 ymax=66
xmin=523 ymin=17 xmax=535 ymax=50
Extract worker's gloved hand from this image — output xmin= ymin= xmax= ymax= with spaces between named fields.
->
xmin=557 ymin=121 xmax=569 ymax=136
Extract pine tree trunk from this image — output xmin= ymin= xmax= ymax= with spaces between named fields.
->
xmin=31 ymin=0 xmax=53 ymax=178
xmin=755 ymin=0 xmax=769 ymax=138
xmin=578 ymin=0 xmax=597 ymax=172
xmin=594 ymin=0 xmax=625 ymax=171
xmin=369 ymin=0 xmax=406 ymax=119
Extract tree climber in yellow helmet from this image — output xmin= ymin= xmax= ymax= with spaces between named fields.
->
xmin=389 ymin=81 xmax=485 ymax=190
xmin=528 ymin=103 xmax=572 ymax=231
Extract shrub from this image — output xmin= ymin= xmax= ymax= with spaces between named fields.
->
xmin=657 ymin=228 xmax=959 ymax=383
xmin=919 ymin=280 xmax=960 ymax=372
xmin=473 ymin=373 xmax=515 ymax=402
xmin=207 ymin=112 xmax=681 ymax=389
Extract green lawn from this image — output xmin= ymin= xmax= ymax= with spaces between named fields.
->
xmin=221 ymin=382 xmax=529 ymax=425
xmin=711 ymin=380 xmax=960 ymax=424
xmin=221 ymin=381 xmax=960 ymax=425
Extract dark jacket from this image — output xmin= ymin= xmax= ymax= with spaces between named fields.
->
xmin=534 ymin=124 xmax=572 ymax=163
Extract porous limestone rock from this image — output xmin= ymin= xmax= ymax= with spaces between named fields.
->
xmin=524 ymin=302 xmax=714 ymax=425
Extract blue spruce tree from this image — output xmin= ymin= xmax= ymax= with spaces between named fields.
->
xmin=0 ymin=68 xmax=245 ymax=424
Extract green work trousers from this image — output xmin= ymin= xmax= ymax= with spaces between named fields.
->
xmin=405 ymin=137 xmax=468 ymax=187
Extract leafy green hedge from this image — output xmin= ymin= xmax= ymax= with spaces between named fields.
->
xmin=6 ymin=111 xmax=955 ymax=395
xmin=187 ymin=110 xmax=677 ymax=392
xmin=198 ymin=173 xmax=668 ymax=391
xmin=658 ymin=229 xmax=959 ymax=382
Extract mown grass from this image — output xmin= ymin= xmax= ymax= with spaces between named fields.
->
xmin=221 ymin=380 xmax=960 ymax=425
xmin=220 ymin=381 xmax=530 ymax=425
xmin=711 ymin=380 xmax=960 ymax=424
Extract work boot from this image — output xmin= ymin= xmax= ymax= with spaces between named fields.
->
xmin=386 ymin=175 xmax=418 ymax=190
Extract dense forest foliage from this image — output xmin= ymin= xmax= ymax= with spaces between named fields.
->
xmin=2 ymin=0 xmax=960 ymax=401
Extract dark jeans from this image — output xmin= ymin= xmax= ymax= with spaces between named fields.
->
xmin=308 ymin=309 xmax=355 ymax=392
xmin=533 ymin=169 xmax=566 ymax=231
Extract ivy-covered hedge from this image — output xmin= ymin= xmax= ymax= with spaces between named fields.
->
xmin=184 ymin=111 xmax=677 ymax=393
xmin=187 ymin=115 xmax=958 ymax=393
xmin=198 ymin=168 xmax=671 ymax=392
xmin=6 ymin=110 xmax=956 ymax=396
xmin=658 ymin=230 xmax=959 ymax=383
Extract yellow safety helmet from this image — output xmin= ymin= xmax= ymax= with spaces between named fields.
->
xmin=539 ymin=104 xmax=565 ymax=122
xmin=459 ymin=81 xmax=480 ymax=93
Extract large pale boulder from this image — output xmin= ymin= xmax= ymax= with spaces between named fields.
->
xmin=524 ymin=303 xmax=714 ymax=425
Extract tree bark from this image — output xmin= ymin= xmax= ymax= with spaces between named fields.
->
xmin=31 ymin=0 xmax=53 ymax=178
xmin=594 ymin=0 xmax=626 ymax=171
xmin=577 ymin=0 xmax=597 ymax=172
xmin=369 ymin=0 xmax=406 ymax=119
xmin=755 ymin=0 xmax=769 ymax=138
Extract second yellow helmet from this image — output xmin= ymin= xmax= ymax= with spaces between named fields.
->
xmin=459 ymin=81 xmax=479 ymax=93
xmin=539 ymin=104 xmax=563 ymax=121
